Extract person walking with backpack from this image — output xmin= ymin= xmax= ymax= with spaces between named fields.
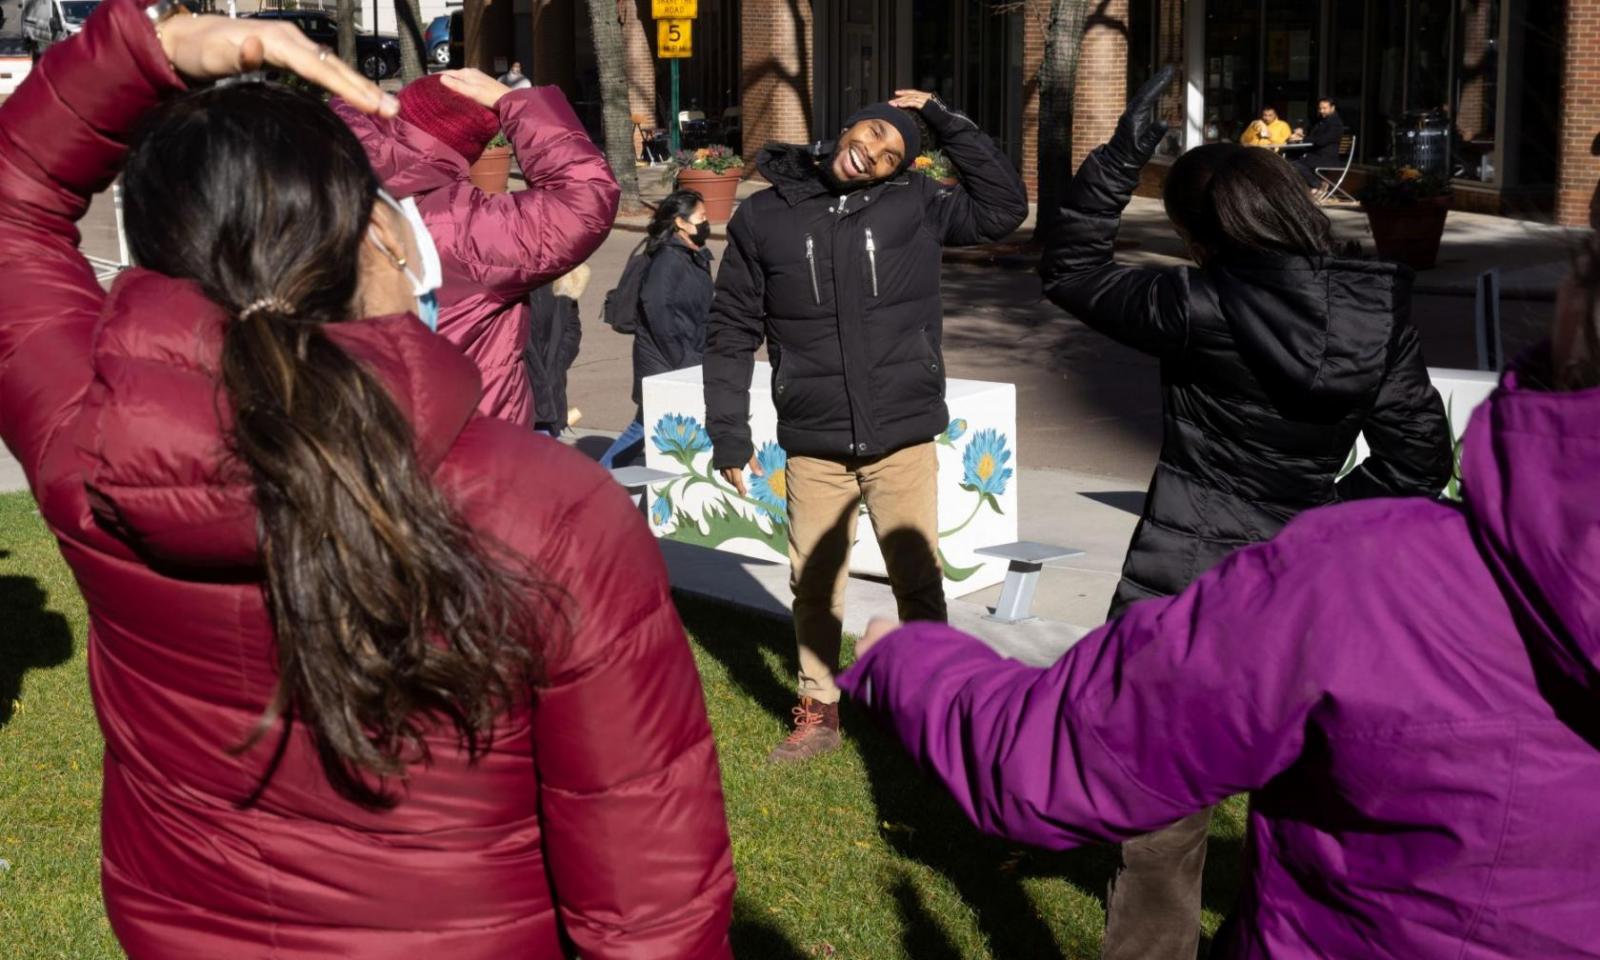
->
xmin=1038 ymin=67 xmax=1452 ymax=960
xmin=703 ymin=91 xmax=1028 ymax=763
xmin=598 ymin=190 xmax=714 ymax=468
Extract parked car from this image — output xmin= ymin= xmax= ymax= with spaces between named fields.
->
xmin=56 ymin=0 xmax=100 ymax=34
xmin=246 ymin=10 xmax=400 ymax=81
xmin=424 ymin=14 xmax=450 ymax=67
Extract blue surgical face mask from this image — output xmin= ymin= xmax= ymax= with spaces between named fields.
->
xmin=369 ymin=190 xmax=444 ymax=331
xmin=417 ymin=290 xmax=439 ymax=332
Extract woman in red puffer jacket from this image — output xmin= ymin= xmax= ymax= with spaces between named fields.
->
xmin=333 ymin=69 xmax=619 ymax=427
xmin=0 ymin=4 xmax=734 ymax=958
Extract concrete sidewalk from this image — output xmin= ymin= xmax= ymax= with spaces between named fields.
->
xmin=653 ymin=463 xmax=1139 ymax=635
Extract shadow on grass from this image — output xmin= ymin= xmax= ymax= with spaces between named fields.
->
xmin=676 ymin=594 xmax=797 ymax=724
xmin=0 ymin=568 xmax=73 ymax=728
xmin=730 ymin=910 xmax=810 ymax=959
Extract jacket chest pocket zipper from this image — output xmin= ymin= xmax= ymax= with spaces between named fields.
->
xmin=865 ymin=228 xmax=879 ymax=297
xmin=805 ymin=234 xmax=821 ymax=305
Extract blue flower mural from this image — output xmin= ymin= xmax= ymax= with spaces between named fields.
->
xmin=651 ymin=495 xmax=674 ymax=527
xmin=961 ymin=429 xmax=1013 ymax=497
xmin=944 ymin=418 xmax=968 ymax=443
xmin=747 ymin=441 xmax=789 ymax=519
xmin=652 ymin=413 xmax=712 ymax=464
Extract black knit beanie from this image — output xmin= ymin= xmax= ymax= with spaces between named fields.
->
xmin=842 ymin=103 xmax=922 ymax=172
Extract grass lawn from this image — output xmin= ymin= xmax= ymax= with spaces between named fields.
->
xmin=0 ymin=490 xmax=1247 ymax=958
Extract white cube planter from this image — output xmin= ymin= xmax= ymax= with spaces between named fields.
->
xmin=640 ymin=364 xmax=1018 ymax=596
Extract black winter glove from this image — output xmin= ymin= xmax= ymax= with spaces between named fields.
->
xmin=1106 ymin=64 xmax=1176 ymax=170
xmin=1063 ymin=64 xmax=1176 ymax=215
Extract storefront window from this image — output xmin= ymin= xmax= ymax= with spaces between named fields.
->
xmin=1452 ymin=0 xmax=1500 ymax=182
xmin=1203 ymin=0 xmax=1260 ymax=143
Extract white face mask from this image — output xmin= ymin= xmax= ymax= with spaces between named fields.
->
xmin=369 ymin=190 xmax=444 ymax=330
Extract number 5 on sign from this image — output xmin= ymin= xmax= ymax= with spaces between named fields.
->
xmin=652 ymin=0 xmax=697 ymax=16
xmin=657 ymin=18 xmax=692 ymax=58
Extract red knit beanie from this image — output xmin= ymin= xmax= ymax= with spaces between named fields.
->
xmin=398 ymin=75 xmax=501 ymax=165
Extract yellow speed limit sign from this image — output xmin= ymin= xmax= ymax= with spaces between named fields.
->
xmin=657 ymin=19 xmax=692 ymax=58
xmin=652 ymin=0 xmax=697 ymax=17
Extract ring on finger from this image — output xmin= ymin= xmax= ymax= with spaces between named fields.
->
xmin=317 ymin=46 xmax=331 ymax=62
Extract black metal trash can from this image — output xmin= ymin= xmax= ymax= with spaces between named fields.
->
xmin=1391 ymin=111 xmax=1452 ymax=177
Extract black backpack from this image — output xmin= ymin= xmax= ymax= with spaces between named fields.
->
xmin=602 ymin=241 xmax=652 ymax=335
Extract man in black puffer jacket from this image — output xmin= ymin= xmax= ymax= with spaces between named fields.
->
xmin=705 ymin=91 xmax=1028 ymax=764
xmin=1040 ymin=67 xmax=1453 ymax=960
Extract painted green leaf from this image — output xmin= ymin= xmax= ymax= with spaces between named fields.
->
xmin=938 ymin=545 xmax=984 ymax=583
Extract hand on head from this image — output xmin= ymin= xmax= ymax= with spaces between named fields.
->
xmin=155 ymin=14 xmax=397 ymax=117
xmin=439 ymin=68 xmax=513 ymax=109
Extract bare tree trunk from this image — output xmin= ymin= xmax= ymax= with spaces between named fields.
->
xmin=1037 ymin=0 xmax=1088 ymax=234
xmin=336 ymin=0 xmax=357 ymax=68
xmin=585 ymin=0 xmax=644 ymax=214
xmin=393 ymin=0 xmax=425 ymax=82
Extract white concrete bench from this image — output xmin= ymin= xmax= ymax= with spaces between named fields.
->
xmin=975 ymin=541 xmax=1086 ymax=625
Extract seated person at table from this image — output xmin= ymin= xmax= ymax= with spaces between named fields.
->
xmin=1288 ymin=97 xmax=1345 ymax=188
xmin=1240 ymin=106 xmax=1290 ymax=147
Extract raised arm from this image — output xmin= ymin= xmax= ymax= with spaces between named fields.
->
xmin=0 ymin=0 xmax=392 ymax=485
xmin=336 ymin=74 xmax=620 ymax=304
xmin=898 ymin=93 xmax=1028 ymax=247
xmin=839 ymin=535 xmax=1341 ymax=850
xmin=446 ymin=84 xmax=620 ymax=300
xmin=1037 ymin=65 xmax=1189 ymax=359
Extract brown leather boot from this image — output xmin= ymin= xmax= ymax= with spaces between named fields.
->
xmin=766 ymin=696 xmax=842 ymax=764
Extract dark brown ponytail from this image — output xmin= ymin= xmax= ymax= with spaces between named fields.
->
xmin=123 ymin=82 xmax=559 ymax=808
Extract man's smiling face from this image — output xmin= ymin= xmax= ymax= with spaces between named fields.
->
xmin=831 ymin=118 xmax=907 ymax=184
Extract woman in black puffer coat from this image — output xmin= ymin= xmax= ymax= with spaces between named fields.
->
xmin=1039 ymin=69 xmax=1454 ymax=960
xmin=598 ymin=190 xmax=715 ymax=467
xmin=1042 ymin=71 xmax=1452 ymax=621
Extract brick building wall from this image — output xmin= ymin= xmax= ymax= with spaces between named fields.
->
xmin=1456 ymin=0 xmax=1496 ymax=142
xmin=1019 ymin=0 xmax=1133 ymax=198
xmin=530 ymin=0 xmax=577 ymax=98
xmin=1558 ymin=0 xmax=1600 ymax=226
xmin=620 ymin=2 xmax=659 ymax=130
xmin=1069 ymin=0 xmax=1130 ymax=170
xmin=739 ymin=0 xmax=814 ymax=161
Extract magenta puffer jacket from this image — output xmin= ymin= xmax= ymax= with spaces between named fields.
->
xmin=843 ymin=364 xmax=1600 ymax=958
xmin=334 ymin=80 xmax=619 ymax=427
xmin=0 ymin=3 xmax=732 ymax=957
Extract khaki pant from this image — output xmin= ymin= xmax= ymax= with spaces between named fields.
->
xmin=787 ymin=442 xmax=947 ymax=704
xmin=1100 ymin=807 xmax=1214 ymax=960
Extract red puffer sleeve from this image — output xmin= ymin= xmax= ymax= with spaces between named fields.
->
xmin=531 ymin=473 xmax=735 ymax=959
xmin=0 ymin=0 xmax=183 ymax=484
xmin=445 ymin=86 xmax=621 ymax=301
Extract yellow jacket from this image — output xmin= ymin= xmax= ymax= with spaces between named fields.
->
xmin=1241 ymin=119 xmax=1291 ymax=146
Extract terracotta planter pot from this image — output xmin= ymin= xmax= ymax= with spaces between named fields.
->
xmin=1361 ymin=193 xmax=1453 ymax=270
xmin=469 ymin=145 xmax=514 ymax=195
xmin=676 ymin=167 xmax=743 ymax=223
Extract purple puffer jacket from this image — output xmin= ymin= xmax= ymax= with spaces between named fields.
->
xmin=841 ymin=366 xmax=1600 ymax=958
xmin=334 ymin=90 xmax=619 ymax=427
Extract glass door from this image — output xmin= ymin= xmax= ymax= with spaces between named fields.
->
xmin=1203 ymin=0 xmax=1260 ymax=143
xmin=1261 ymin=0 xmax=1320 ymax=132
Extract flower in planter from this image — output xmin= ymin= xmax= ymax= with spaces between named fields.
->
xmin=486 ymin=130 xmax=510 ymax=150
xmin=914 ymin=149 xmax=956 ymax=182
xmin=1357 ymin=163 xmax=1452 ymax=207
xmin=663 ymin=143 xmax=745 ymax=187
